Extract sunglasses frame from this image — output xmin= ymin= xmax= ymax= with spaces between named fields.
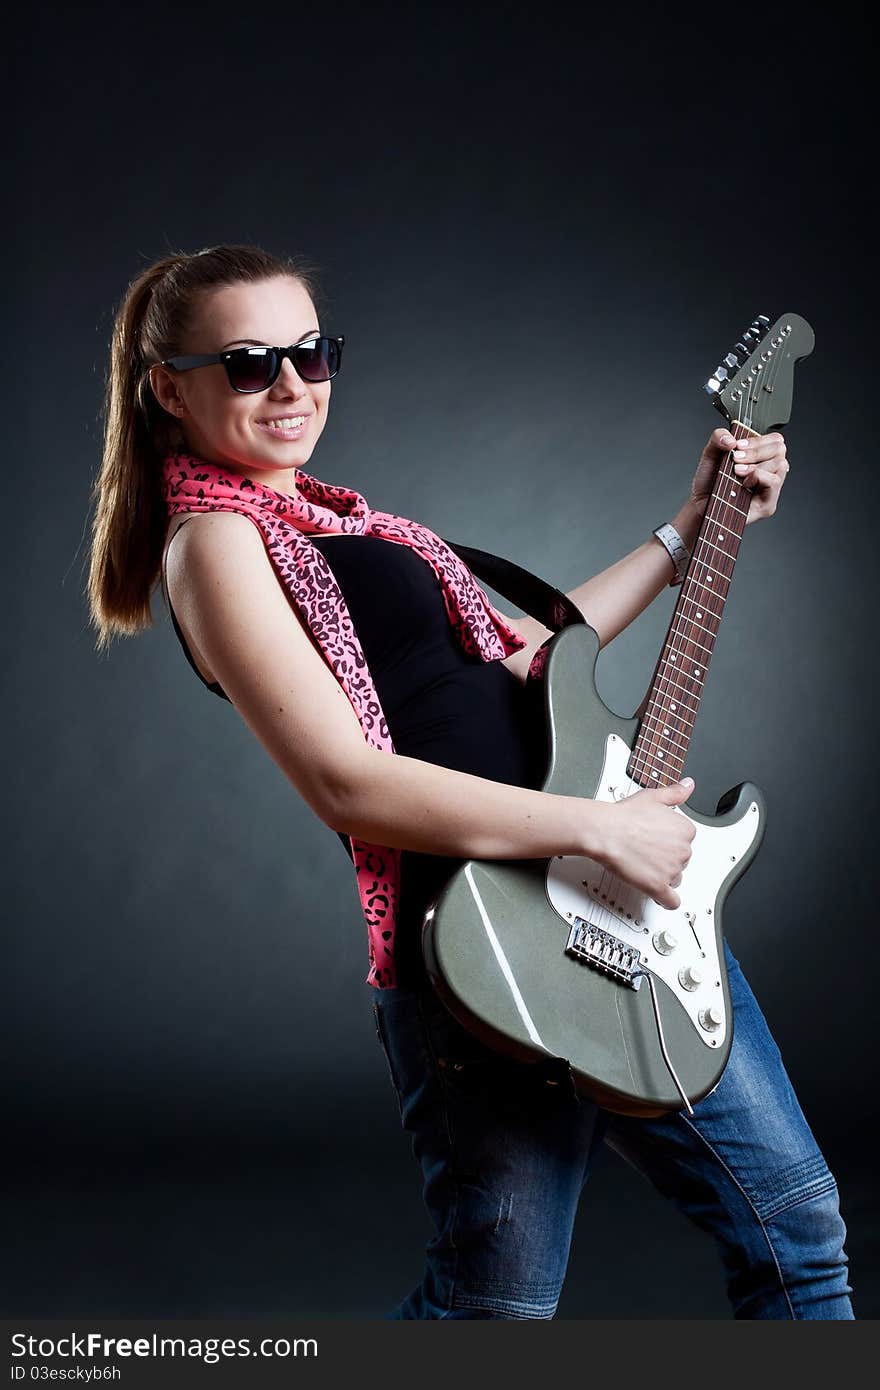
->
xmin=159 ymin=334 xmax=345 ymax=393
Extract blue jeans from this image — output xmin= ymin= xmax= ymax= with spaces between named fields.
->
xmin=371 ymin=938 xmax=854 ymax=1319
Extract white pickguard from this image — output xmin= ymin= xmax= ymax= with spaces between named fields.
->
xmin=545 ymin=734 xmax=760 ymax=1048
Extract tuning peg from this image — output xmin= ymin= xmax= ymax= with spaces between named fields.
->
xmin=703 ymin=376 xmax=721 ymax=396
xmin=735 ymin=340 xmax=750 ymax=356
xmin=723 ymin=352 xmax=739 ymax=370
xmin=714 ymin=365 xmax=730 ymax=384
xmin=756 ymin=314 xmax=770 ymax=329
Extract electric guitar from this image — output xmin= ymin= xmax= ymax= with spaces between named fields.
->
xmin=422 ymin=313 xmax=815 ymax=1117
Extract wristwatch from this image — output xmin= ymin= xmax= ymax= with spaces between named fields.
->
xmin=652 ymin=522 xmax=690 ymax=586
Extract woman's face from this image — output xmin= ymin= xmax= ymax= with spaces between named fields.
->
xmin=150 ymin=275 xmax=331 ymax=494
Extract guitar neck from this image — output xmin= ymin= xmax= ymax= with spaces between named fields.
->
xmin=626 ymin=422 xmax=757 ymax=789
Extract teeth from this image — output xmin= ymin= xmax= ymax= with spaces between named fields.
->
xmin=263 ymin=415 xmax=306 ymax=430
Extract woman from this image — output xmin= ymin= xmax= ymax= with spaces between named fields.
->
xmin=88 ymin=243 xmax=854 ymax=1319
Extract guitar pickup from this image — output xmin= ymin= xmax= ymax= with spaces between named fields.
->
xmin=565 ymin=918 xmax=643 ymax=990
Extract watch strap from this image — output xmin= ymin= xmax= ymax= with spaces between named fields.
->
xmin=652 ymin=522 xmax=690 ymax=586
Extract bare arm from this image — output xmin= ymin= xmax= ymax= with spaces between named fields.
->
xmin=563 ymin=496 xmax=702 ymax=647
xmin=167 ymin=511 xmax=610 ymax=858
xmin=333 ymin=747 xmax=610 ymax=862
xmin=497 ymin=498 xmax=703 ymax=683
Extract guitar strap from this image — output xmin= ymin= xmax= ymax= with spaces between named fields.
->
xmin=440 ymin=540 xmax=587 ymax=634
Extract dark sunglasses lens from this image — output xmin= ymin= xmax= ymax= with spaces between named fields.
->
xmin=294 ymin=337 xmax=340 ymax=381
xmin=225 ymin=348 xmax=279 ymax=392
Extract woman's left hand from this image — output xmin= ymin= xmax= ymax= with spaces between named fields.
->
xmin=689 ymin=427 xmax=790 ymax=525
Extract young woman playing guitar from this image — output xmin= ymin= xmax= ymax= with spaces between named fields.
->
xmin=88 ymin=244 xmax=854 ymax=1319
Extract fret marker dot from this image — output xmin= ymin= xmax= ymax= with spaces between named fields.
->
xmin=670 ymin=653 xmax=676 ymax=661
xmin=694 ymin=667 xmax=701 ymax=675
xmin=718 ymin=532 xmax=725 ymax=541
xmin=671 ymin=703 xmax=677 ymax=711
xmin=697 ymin=610 xmax=703 ymax=618
xmin=730 ymin=489 xmax=736 ymax=497
xmin=663 ymin=727 xmax=670 ymax=735
xmin=707 ymin=574 xmax=713 ymax=583
xmin=651 ymin=770 xmax=658 ymax=778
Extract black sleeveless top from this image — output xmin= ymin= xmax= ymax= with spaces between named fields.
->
xmin=161 ymin=521 xmax=547 ymax=987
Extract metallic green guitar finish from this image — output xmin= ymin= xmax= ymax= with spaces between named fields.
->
xmin=421 ymin=622 xmax=767 ymax=1117
xmin=421 ymin=311 xmax=815 ymax=1115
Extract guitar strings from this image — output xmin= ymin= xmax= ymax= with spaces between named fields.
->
xmin=628 ymin=373 xmax=772 ymax=788
xmin=587 ymin=419 xmax=756 ymax=903
xmin=572 ymin=337 xmax=784 ymax=1108
xmin=635 ymin=335 xmax=786 ymax=786
xmin=626 ymin=341 xmax=781 ymax=799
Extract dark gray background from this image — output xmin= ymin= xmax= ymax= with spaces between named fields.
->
xmin=5 ymin=3 xmax=876 ymax=1318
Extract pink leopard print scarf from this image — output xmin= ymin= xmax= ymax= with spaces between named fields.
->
xmin=160 ymin=451 xmax=528 ymax=988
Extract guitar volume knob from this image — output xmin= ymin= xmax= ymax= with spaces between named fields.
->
xmin=653 ymin=929 xmax=678 ymax=955
xmin=699 ymin=1005 xmax=724 ymax=1032
xmin=678 ymin=964 xmax=703 ymax=991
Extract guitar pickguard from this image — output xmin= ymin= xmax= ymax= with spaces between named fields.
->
xmin=545 ymin=734 xmax=760 ymax=1049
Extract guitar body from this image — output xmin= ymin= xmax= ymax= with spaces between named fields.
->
xmin=421 ymin=622 xmax=767 ymax=1117
xmin=422 ymin=310 xmax=812 ymax=1117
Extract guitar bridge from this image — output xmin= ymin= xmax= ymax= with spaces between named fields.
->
xmin=565 ymin=918 xmax=643 ymax=990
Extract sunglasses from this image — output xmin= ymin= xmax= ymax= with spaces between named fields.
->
xmin=159 ymin=334 xmax=344 ymax=393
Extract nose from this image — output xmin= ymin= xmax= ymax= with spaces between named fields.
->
xmin=270 ymin=353 xmax=311 ymax=398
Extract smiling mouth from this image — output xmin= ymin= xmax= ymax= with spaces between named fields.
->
xmin=256 ymin=414 xmax=311 ymax=435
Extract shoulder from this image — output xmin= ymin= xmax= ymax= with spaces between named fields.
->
xmin=165 ymin=510 xmax=269 ymax=582
xmin=162 ymin=512 xmax=281 ymax=679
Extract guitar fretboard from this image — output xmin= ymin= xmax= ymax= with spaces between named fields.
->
xmin=626 ymin=424 xmax=755 ymax=789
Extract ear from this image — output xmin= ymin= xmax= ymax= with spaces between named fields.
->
xmin=148 ymin=363 xmax=186 ymax=419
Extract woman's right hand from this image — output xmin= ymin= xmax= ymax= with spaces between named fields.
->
xmin=593 ymin=778 xmax=697 ymax=909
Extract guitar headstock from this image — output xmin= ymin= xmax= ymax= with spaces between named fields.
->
xmin=703 ymin=312 xmax=815 ymax=434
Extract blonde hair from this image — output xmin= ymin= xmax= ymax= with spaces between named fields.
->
xmin=87 ymin=243 xmax=323 ymax=651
